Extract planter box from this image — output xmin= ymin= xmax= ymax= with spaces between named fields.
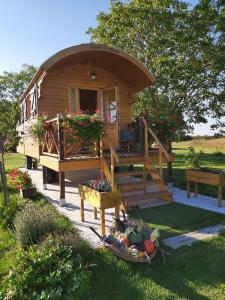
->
xmin=20 ymin=187 xmax=37 ymax=199
xmin=186 ymin=169 xmax=225 ymax=207
xmin=186 ymin=169 xmax=225 ymax=186
xmin=78 ymin=184 xmax=122 ymax=235
xmin=79 ymin=184 xmax=121 ymax=209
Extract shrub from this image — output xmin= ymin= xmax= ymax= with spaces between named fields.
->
xmin=13 ymin=203 xmax=73 ymax=246
xmin=214 ymin=149 xmax=224 ymax=157
xmin=8 ymin=168 xmax=33 ymax=190
xmin=185 ymin=146 xmax=202 ymax=169
xmin=0 ymin=235 xmax=91 ymax=300
xmin=0 ymin=195 xmax=25 ymax=229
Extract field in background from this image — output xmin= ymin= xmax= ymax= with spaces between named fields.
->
xmin=177 ymin=138 xmax=225 ymax=151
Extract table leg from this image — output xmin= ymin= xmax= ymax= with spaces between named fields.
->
xmin=187 ymin=181 xmax=190 ymax=198
xmin=80 ymin=198 xmax=84 ymax=222
xmin=115 ymin=205 xmax=120 ymax=219
xmin=218 ymin=185 xmax=222 ymax=207
xmin=93 ymin=207 xmax=97 ymax=219
xmin=194 ymin=183 xmax=198 ymax=197
xmin=100 ymin=209 xmax=105 ymax=236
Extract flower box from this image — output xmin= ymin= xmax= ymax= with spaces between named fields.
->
xmin=186 ymin=169 xmax=225 ymax=207
xmin=78 ymin=183 xmax=122 ymax=235
xmin=20 ymin=186 xmax=37 ymax=199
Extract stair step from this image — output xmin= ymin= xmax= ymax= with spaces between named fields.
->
xmin=106 ymin=157 xmax=145 ymax=166
xmin=118 ymin=180 xmax=162 ymax=192
xmin=115 ymin=170 xmax=152 ymax=177
xmin=123 ymin=191 xmax=172 ymax=204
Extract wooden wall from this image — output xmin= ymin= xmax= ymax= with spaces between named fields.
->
xmin=38 ymin=64 xmax=132 ymax=130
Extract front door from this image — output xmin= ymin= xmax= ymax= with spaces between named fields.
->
xmin=102 ymin=87 xmax=119 ymax=149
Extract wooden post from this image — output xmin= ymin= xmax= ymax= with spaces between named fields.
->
xmin=57 ymin=114 xmax=64 ymax=161
xmin=187 ymin=181 xmax=190 ymax=198
xmin=139 ymin=117 xmax=144 ymax=154
xmin=25 ymin=155 xmax=32 ymax=170
xmin=111 ymin=151 xmax=115 ymax=188
xmin=159 ymin=149 xmax=163 ymax=179
xmin=59 ymin=172 xmax=65 ymax=206
xmin=100 ymin=209 xmax=105 ymax=235
xmin=194 ymin=183 xmax=198 ymax=197
xmin=93 ymin=207 xmax=97 ymax=219
xmin=115 ymin=205 xmax=120 ymax=219
xmin=57 ymin=114 xmax=66 ymax=206
xmin=0 ymin=160 xmax=9 ymax=206
xmin=218 ymin=185 xmax=222 ymax=207
xmin=80 ymin=197 xmax=84 ymax=222
xmin=42 ymin=166 xmax=47 ymax=190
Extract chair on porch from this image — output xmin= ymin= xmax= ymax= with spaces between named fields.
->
xmin=120 ymin=125 xmax=133 ymax=152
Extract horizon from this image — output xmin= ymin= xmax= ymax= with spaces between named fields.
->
xmin=0 ymin=0 xmax=218 ymax=136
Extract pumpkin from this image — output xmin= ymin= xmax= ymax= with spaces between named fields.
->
xmin=120 ymin=237 xmax=130 ymax=247
xmin=144 ymin=240 xmax=155 ymax=254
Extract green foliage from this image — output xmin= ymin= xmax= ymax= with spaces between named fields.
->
xmin=13 ymin=203 xmax=73 ymax=247
xmin=0 ymin=100 xmax=20 ymax=152
xmin=0 ymin=235 xmax=91 ymax=300
xmin=62 ymin=112 xmax=104 ymax=148
xmin=185 ymin=146 xmax=202 ymax=169
xmin=214 ymin=149 xmax=224 ymax=157
xmin=84 ymin=178 xmax=112 ymax=192
xmin=0 ymin=65 xmax=37 ymax=152
xmin=0 ymin=195 xmax=25 ymax=229
xmin=89 ymin=0 xmax=225 ymax=141
xmin=30 ymin=113 xmax=48 ymax=144
xmin=0 ymin=64 xmax=37 ymax=102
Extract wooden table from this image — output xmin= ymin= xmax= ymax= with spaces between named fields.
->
xmin=79 ymin=184 xmax=121 ymax=235
xmin=186 ymin=169 xmax=225 ymax=207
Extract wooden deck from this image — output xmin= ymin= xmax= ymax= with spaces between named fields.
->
xmin=40 ymin=150 xmax=172 ymax=172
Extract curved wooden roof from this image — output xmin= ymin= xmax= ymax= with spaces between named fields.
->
xmin=22 ymin=44 xmax=154 ymax=99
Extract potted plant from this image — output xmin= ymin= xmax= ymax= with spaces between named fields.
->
xmin=79 ymin=178 xmax=121 ymax=235
xmin=8 ymin=168 xmax=37 ymax=199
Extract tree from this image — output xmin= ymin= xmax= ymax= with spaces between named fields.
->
xmin=88 ymin=0 xmax=225 ymax=183
xmin=0 ymin=64 xmax=37 ymax=205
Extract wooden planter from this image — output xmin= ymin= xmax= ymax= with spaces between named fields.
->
xmin=79 ymin=184 xmax=122 ymax=235
xmin=20 ymin=186 xmax=37 ymax=199
xmin=186 ymin=169 xmax=225 ymax=207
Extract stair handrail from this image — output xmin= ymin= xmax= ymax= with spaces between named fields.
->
xmin=141 ymin=118 xmax=171 ymax=161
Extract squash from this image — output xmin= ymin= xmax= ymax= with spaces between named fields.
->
xmin=144 ymin=240 xmax=155 ymax=254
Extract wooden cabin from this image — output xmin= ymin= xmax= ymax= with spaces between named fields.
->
xmin=17 ymin=44 xmax=173 ymax=208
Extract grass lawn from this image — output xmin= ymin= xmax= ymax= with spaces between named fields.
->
xmin=1 ymin=152 xmax=225 ymax=299
xmin=169 ymin=142 xmax=225 ymax=199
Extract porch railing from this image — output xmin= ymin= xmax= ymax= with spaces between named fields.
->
xmin=42 ymin=114 xmax=100 ymax=159
xmin=141 ymin=117 xmax=173 ymax=179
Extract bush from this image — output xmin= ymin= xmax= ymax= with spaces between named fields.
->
xmin=185 ymin=146 xmax=202 ymax=169
xmin=0 ymin=195 xmax=25 ymax=229
xmin=0 ymin=235 xmax=91 ymax=300
xmin=214 ymin=149 xmax=224 ymax=157
xmin=13 ymin=203 xmax=74 ymax=247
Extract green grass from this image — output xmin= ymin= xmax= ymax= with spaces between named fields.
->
xmin=1 ymin=152 xmax=225 ymax=299
xmin=2 ymin=152 xmax=25 ymax=171
xmin=169 ymin=143 xmax=225 ymax=199
xmin=0 ymin=227 xmax=18 ymax=281
xmin=83 ymin=203 xmax=225 ymax=300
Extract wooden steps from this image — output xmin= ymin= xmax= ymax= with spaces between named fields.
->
xmin=123 ymin=191 xmax=172 ymax=204
xmin=115 ymin=170 xmax=152 ymax=177
xmin=117 ymin=179 xmax=161 ymax=192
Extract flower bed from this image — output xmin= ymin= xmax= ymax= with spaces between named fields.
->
xmin=8 ymin=168 xmax=37 ymax=198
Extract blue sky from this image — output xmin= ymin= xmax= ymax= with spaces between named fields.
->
xmin=0 ymin=0 xmax=215 ymax=135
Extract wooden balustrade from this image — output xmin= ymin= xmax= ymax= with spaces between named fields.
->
xmin=42 ymin=115 xmax=100 ymax=159
xmin=141 ymin=117 xmax=171 ymax=180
